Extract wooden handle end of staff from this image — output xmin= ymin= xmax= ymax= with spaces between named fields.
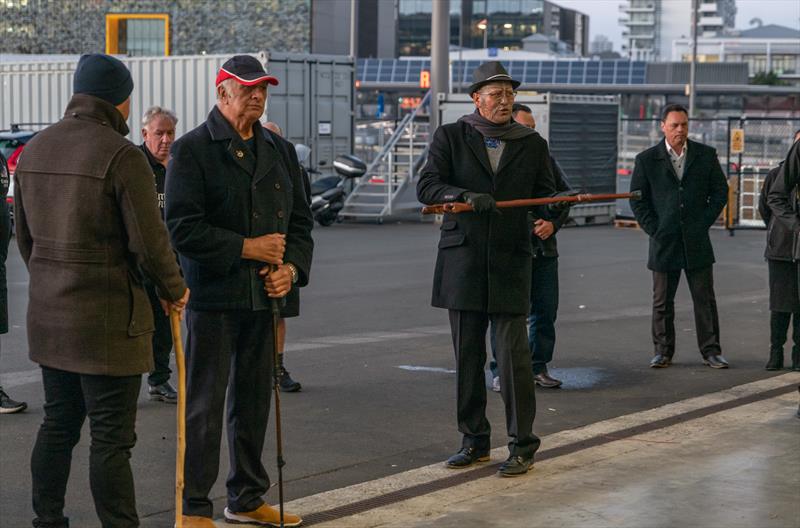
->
xmin=170 ymin=309 xmax=186 ymax=528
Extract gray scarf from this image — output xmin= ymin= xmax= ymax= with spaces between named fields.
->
xmin=459 ymin=109 xmax=536 ymax=140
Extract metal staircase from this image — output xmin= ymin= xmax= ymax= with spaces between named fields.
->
xmin=341 ymin=92 xmax=431 ymax=222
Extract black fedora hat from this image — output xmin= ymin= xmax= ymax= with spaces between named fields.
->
xmin=468 ymin=61 xmax=520 ymax=95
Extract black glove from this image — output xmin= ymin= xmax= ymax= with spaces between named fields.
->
xmin=548 ymin=190 xmax=581 ymax=212
xmin=463 ymin=192 xmax=497 ymax=213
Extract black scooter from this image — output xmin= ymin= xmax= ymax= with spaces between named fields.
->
xmin=309 ymin=154 xmax=366 ymax=226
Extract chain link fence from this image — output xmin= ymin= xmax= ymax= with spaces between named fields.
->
xmin=616 ymin=117 xmax=800 ymax=230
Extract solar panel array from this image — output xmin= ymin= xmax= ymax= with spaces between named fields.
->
xmin=357 ymin=59 xmax=648 ymax=85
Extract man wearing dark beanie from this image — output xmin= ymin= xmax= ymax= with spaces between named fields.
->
xmin=14 ymin=52 xmax=189 ymax=528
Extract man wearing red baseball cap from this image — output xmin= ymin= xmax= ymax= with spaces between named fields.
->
xmin=165 ymin=55 xmax=313 ymax=527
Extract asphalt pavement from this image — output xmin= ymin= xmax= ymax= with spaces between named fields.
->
xmin=0 ymin=221 xmax=793 ymax=527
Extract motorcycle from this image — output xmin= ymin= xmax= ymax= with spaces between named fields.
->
xmin=295 ymin=144 xmax=366 ymax=227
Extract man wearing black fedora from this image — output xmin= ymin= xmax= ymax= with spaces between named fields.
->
xmin=166 ymin=55 xmax=313 ymax=527
xmin=417 ymin=61 xmax=556 ymax=477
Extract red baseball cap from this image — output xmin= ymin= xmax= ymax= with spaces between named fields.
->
xmin=215 ymin=55 xmax=279 ymax=87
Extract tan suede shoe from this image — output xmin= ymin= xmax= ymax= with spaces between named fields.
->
xmin=179 ymin=516 xmax=216 ymax=528
xmin=224 ymin=504 xmax=302 ymax=527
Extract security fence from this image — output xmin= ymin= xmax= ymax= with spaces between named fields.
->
xmin=616 ymin=116 xmax=800 ymax=230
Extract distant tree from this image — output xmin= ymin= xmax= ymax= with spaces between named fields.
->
xmin=751 ymin=71 xmax=786 ymax=85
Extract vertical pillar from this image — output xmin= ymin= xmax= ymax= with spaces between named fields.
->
xmin=431 ymin=0 xmax=450 ymax=133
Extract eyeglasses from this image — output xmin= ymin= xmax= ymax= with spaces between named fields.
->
xmin=478 ymin=90 xmax=517 ymax=102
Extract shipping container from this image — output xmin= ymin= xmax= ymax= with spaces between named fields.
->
xmin=0 ymin=52 xmax=354 ymax=169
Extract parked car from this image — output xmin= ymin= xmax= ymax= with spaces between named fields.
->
xmin=1 ymin=124 xmax=42 ymax=232
xmin=0 ymin=124 xmax=39 ymax=176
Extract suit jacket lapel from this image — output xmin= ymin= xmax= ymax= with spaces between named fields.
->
xmin=656 ymin=139 xmax=680 ymax=183
xmin=465 ymin=126 xmax=494 ymax=180
xmin=253 ymin=127 xmax=278 ymax=185
xmin=683 ymin=140 xmax=700 ymax=176
xmin=496 ymin=139 xmax=525 ymax=177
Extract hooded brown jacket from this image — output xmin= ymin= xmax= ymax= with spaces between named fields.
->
xmin=14 ymin=94 xmax=186 ymax=376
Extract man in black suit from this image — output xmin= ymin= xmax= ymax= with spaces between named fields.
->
xmin=417 ymin=62 xmax=555 ymax=477
xmin=630 ymin=104 xmax=729 ymax=369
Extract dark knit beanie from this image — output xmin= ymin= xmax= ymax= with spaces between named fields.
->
xmin=73 ymin=54 xmax=134 ymax=105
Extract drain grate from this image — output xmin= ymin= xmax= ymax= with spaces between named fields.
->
xmin=302 ymin=382 xmax=798 ymax=525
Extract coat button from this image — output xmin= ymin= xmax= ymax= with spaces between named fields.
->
xmin=275 ymin=183 xmax=281 ymax=190
xmin=253 ymin=212 xmax=259 ymax=219
xmin=277 ymin=211 xmax=284 ymax=219
xmin=236 ymin=150 xmax=244 ymax=158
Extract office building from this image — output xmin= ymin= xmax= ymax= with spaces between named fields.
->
xmin=620 ymin=0 xmax=736 ymax=61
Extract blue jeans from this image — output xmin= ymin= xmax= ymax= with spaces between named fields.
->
xmin=490 ymin=255 xmax=559 ymax=377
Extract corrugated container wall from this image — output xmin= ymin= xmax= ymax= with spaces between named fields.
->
xmin=0 ymin=52 xmax=354 ymax=169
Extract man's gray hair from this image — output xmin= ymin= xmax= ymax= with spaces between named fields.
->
xmin=216 ymin=78 xmax=239 ymax=101
xmin=141 ymin=106 xmax=178 ymax=128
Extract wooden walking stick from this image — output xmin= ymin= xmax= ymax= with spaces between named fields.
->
xmin=421 ymin=190 xmax=641 ymax=215
xmin=170 ymin=310 xmax=186 ymax=528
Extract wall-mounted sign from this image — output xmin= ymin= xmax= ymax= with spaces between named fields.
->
xmin=318 ymin=121 xmax=332 ymax=136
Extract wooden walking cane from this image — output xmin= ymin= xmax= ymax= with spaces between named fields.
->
xmin=170 ymin=310 xmax=186 ymax=528
xmin=421 ymin=190 xmax=641 ymax=215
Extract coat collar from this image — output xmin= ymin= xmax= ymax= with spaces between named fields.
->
xmin=64 ymin=94 xmax=129 ymax=137
xmin=206 ymin=106 xmax=277 ymax=181
xmin=655 ymin=138 xmax=701 ymax=181
xmin=138 ymin=143 xmax=165 ymax=173
xmin=463 ymin=122 xmax=496 ymax=179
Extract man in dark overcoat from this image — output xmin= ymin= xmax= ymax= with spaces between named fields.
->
xmin=0 ymin=151 xmax=26 ymax=414
xmin=630 ymin=104 xmax=729 ymax=369
xmin=763 ymin=130 xmax=800 ymax=371
xmin=165 ymin=55 xmax=313 ymax=528
xmin=14 ymin=54 xmax=188 ymax=528
xmin=417 ymin=62 xmax=556 ymax=477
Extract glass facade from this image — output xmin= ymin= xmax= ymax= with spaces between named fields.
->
xmin=397 ymin=0 xmax=585 ymax=56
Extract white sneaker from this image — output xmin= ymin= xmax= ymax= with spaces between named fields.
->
xmin=491 ymin=376 xmax=501 ymax=392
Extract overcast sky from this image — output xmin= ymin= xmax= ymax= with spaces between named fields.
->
xmin=555 ymin=0 xmax=800 ymax=50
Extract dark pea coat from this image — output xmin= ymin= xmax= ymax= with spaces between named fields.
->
xmin=532 ymin=155 xmax=571 ymax=258
xmin=759 ymin=162 xmax=796 ymax=261
xmin=165 ymin=107 xmax=313 ymax=311
xmin=13 ymin=94 xmax=186 ymax=376
xmin=629 ymin=139 xmax=728 ymax=272
xmin=769 ymin=140 xmax=800 ymax=261
xmin=417 ymin=121 xmax=556 ymax=315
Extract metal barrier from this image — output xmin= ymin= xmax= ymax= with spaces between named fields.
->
xmin=617 ymin=116 xmax=800 ymax=231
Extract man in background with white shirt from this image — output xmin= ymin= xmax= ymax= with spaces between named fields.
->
xmin=629 ymin=104 xmax=729 ymax=369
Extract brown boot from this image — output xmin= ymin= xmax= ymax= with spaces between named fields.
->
xmin=180 ymin=516 xmax=216 ymax=528
xmin=224 ymin=504 xmax=302 ymax=527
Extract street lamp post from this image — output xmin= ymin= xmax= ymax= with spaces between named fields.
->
xmin=478 ymin=19 xmax=488 ymax=49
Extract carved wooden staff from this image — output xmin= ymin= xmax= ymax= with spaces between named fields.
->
xmin=170 ymin=310 xmax=186 ymax=528
xmin=421 ymin=191 xmax=641 ymax=215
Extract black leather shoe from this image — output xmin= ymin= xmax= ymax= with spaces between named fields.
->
xmin=148 ymin=382 xmax=178 ymax=403
xmin=703 ymin=355 xmax=730 ymax=369
xmin=497 ymin=454 xmax=534 ymax=477
xmin=650 ymin=355 xmax=672 ymax=368
xmin=445 ymin=446 xmax=490 ymax=468
xmin=533 ymin=372 xmax=562 ymax=388
xmin=279 ymin=367 xmax=302 ymax=392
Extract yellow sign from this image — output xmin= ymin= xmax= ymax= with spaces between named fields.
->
xmin=419 ymin=70 xmax=431 ymax=89
xmin=730 ymin=128 xmax=745 ymax=154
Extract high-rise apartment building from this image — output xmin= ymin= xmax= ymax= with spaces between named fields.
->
xmin=619 ymin=0 xmax=736 ymax=61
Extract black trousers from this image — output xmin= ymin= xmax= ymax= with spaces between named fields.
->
xmin=652 ymin=266 xmax=721 ymax=358
xmin=449 ymin=310 xmax=540 ymax=458
xmin=770 ymin=311 xmax=800 ymax=352
xmin=30 ymin=367 xmax=141 ymax=528
xmin=145 ymin=283 xmax=173 ymax=386
xmin=183 ymin=309 xmax=273 ymax=518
